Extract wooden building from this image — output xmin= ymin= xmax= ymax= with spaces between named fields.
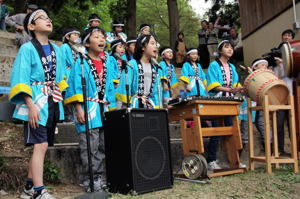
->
xmin=239 ymin=0 xmax=300 ymax=66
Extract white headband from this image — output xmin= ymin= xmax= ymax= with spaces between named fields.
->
xmin=252 ymin=59 xmax=268 ymax=69
xmin=140 ymin=26 xmax=150 ymax=31
xmin=62 ymin=31 xmax=80 ymax=42
xmin=187 ymin=49 xmax=198 ymax=55
xmin=111 ymin=41 xmax=122 ymax=49
xmin=113 ymin=24 xmax=124 ymax=27
xmin=161 ymin=48 xmax=173 ymax=56
xmin=82 ymin=28 xmax=101 ymax=44
xmin=27 ymin=9 xmax=45 ymax=35
xmin=89 ymin=18 xmax=101 ymax=22
xmin=218 ymin=40 xmax=230 ymax=49
xmin=126 ymin=39 xmax=137 ymax=44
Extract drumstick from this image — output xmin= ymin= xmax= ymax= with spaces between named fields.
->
xmin=239 ymin=65 xmax=246 ymax=70
xmin=247 ymin=67 xmax=253 ymax=73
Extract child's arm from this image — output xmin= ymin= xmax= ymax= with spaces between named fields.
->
xmin=24 ymin=94 xmax=40 ymax=129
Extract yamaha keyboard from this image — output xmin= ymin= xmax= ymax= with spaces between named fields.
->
xmin=168 ymin=96 xmax=244 ymax=106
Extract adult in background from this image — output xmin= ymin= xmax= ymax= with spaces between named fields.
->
xmin=197 ymin=20 xmax=210 ymax=69
xmin=206 ymin=21 xmax=218 ymax=62
xmin=273 ymin=29 xmax=295 ymax=156
xmin=229 ymin=27 xmax=243 ymax=64
xmin=5 ymin=4 xmax=38 ymax=47
xmin=0 ymin=0 xmax=9 ymax=30
xmin=174 ymin=32 xmax=187 ymax=68
xmin=214 ymin=16 xmax=231 ymax=40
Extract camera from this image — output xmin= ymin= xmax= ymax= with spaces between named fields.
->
xmin=262 ymin=47 xmax=282 ymax=67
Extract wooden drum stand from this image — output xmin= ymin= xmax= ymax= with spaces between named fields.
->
xmin=247 ymin=95 xmax=298 ymax=174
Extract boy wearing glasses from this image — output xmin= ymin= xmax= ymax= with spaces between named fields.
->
xmin=9 ymin=9 xmax=67 ymax=199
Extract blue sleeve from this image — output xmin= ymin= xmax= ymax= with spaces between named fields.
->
xmin=9 ymin=44 xmax=32 ymax=104
xmin=170 ymin=65 xmax=179 ymax=88
xmin=206 ymin=61 xmax=222 ymax=92
xmin=180 ymin=62 xmax=190 ymax=84
xmin=116 ymin=60 xmax=136 ymax=104
xmin=64 ymin=58 xmax=84 ymax=105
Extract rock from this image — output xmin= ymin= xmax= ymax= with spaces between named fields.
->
xmin=0 ymin=190 xmax=8 ymax=196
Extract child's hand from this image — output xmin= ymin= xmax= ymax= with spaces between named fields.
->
xmin=163 ymin=82 xmax=169 ymax=91
xmin=28 ymin=105 xmax=40 ymax=129
xmin=75 ymin=104 xmax=85 ymax=124
xmin=186 ymin=85 xmax=192 ymax=92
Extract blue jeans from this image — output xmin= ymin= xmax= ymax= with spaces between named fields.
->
xmin=207 ymin=117 xmax=232 ymax=163
xmin=0 ymin=18 xmax=6 ymax=30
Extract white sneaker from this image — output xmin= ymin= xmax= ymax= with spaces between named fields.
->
xmin=208 ymin=161 xmax=221 ymax=170
xmin=20 ymin=187 xmax=34 ymax=199
xmin=34 ymin=190 xmax=57 ymax=199
xmin=239 ymin=162 xmax=247 ymax=168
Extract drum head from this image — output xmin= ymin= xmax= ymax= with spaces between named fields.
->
xmin=280 ymin=42 xmax=293 ymax=77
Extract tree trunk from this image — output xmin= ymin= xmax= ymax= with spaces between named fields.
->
xmin=167 ymin=0 xmax=179 ymax=49
xmin=14 ymin=0 xmax=27 ymax=14
xmin=126 ymin=0 xmax=137 ymax=37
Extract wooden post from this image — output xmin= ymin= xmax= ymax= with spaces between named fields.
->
xmin=248 ymin=98 xmax=255 ymax=171
xmin=263 ymin=96 xmax=272 ymax=174
xmin=272 ymin=111 xmax=279 ymax=168
xmin=288 ymin=96 xmax=299 ymax=173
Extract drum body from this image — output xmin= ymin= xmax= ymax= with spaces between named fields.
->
xmin=281 ymin=40 xmax=300 ymax=77
xmin=244 ymin=69 xmax=289 ymax=105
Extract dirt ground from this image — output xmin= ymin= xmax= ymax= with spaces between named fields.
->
xmin=1 ymin=122 xmax=300 ymax=199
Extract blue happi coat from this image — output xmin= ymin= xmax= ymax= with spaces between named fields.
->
xmin=159 ymin=61 xmax=178 ymax=99
xmin=206 ymin=60 xmax=241 ymax=96
xmin=180 ymin=61 xmax=207 ymax=97
xmin=116 ymin=59 xmax=163 ymax=108
xmin=64 ymin=53 xmax=116 ymax=133
xmin=107 ymin=55 xmax=122 ymax=84
xmin=9 ymin=42 xmax=68 ymax=125
xmin=60 ymin=43 xmax=78 ymax=81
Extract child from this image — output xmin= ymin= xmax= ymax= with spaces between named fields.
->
xmin=64 ymin=27 xmax=116 ymax=192
xmin=10 ymin=9 xmax=68 ymax=199
xmin=60 ymin=27 xmax=81 ymax=81
xmin=85 ymin=13 xmax=101 ymax=30
xmin=159 ymin=47 xmax=178 ymax=104
xmin=206 ymin=40 xmax=242 ymax=170
xmin=180 ymin=48 xmax=207 ymax=97
xmin=138 ymin=24 xmax=151 ymax=37
xmin=251 ymin=58 xmax=270 ymax=152
xmin=107 ymin=39 xmax=126 ymax=86
xmin=116 ymin=34 xmax=162 ymax=108
xmin=122 ymin=36 xmax=137 ymax=62
xmin=106 ymin=20 xmax=127 ymax=48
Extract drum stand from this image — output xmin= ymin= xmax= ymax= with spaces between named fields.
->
xmin=248 ymin=95 xmax=299 ymax=174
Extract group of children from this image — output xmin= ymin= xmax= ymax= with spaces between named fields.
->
xmin=9 ymin=8 xmax=284 ymax=199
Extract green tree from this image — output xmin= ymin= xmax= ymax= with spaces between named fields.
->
xmin=136 ymin=0 xmax=199 ymax=48
xmin=204 ymin=0 xmax=240 ymax=28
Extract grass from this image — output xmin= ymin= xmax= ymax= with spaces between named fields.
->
xmin=108 ymin=164 xmax=300 ymax=199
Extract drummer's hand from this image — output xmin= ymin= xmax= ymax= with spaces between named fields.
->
xmin=230 ymin=87 xmax=240 ymax=94
xmin=275 ymin=57 xmax=283 ymax=64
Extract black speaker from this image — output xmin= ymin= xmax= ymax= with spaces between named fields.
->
xmin=104 ymin=108 xmax=173 ymax=194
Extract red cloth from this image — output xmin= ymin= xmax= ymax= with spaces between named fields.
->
xmin=92 ymin=59 xmax=103 ymax=75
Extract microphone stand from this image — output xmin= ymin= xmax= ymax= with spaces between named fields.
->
xmin=156 ymin=66 xmax=163 ymax=109
xmin=75 ymin=55 xmax=109 ymax=199
xmin=122 ymin=61 xmax=130 ymax=108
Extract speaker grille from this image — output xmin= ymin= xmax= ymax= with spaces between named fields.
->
xmin=135 ymin=136 xmax=166 ymax=180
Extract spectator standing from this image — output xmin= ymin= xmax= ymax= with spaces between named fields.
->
xmin=174 ymin=32 xmax=187 ymax=68
xmin=197 ymin=20 xmax=210 ymax=69
xmin=5 ymin=4 xmax=38 ymax=47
